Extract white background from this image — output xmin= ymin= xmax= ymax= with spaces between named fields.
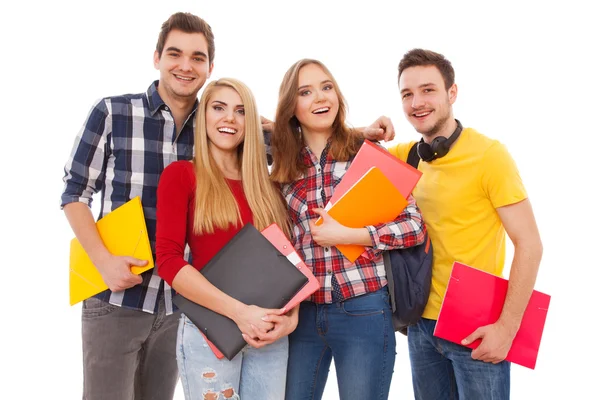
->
xmin=1 ymin=0 xmax=598 ymax=398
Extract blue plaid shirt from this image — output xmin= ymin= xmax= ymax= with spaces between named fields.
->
xmin=61 ymin=81 xmax=196 ymax=314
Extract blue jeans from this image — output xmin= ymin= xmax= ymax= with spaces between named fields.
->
xmin=176 ymin=314 xmax=288 ymax=400
xmin=408 ymin=318 xmax=511 ymax=399
xmin=285 ymin=286 xmax=396 ymax=400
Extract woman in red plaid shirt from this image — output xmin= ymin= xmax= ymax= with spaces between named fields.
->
xmin=268 ymin=59 xmax=427 ymax=400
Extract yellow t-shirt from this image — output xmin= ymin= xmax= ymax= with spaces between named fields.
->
xmin=388 ymin=128 xmax=527 ymax=320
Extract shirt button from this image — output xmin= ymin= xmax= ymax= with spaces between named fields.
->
xmin=164 ymin=106 xmax=170 ymax=111
xmin=317 ymin=167 xmax=321 ymax=173
xmin=325 ymin=247 xmax=330 ymax=252
xmin=327 ymin=269 xmax=332 ymax=274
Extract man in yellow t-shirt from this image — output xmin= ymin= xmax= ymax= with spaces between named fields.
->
xmin=388 ymin=49 xmax=543 ymax=400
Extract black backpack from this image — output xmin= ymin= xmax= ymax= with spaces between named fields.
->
xmin=384 ymin=143 xmax=433 ymax=335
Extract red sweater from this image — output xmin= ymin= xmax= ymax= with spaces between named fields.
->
xmin=156 ymin=160 xmax=254 ymax=286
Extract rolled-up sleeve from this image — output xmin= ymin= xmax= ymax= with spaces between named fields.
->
xmin=155 ymin=162 xmax=194 ymax=286
xmin=60 ymin=99 xmax=111 ymax=209
xmin=361 ymin=194 xmax=426 ymax=260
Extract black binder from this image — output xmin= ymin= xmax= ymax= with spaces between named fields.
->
xmin=173 ymin=223 xmax=308 ymax=360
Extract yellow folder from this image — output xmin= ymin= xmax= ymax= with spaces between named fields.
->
xmin=69 ymin=196 xmax=154 ymax=305
xmin=316 ymin=167 xmax=408 ymax=263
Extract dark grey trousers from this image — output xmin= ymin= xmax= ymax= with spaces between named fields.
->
xmin=81 ymin=296 xmax=181 ymax=400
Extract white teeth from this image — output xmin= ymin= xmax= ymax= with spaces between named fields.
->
xmin=415 ymin=111 xmax=431 ymax=117
xmin=175 ymin=75 xmax=193 ymax=81
xmin=313 ymin=107 xmax=329 ymax=114
xmin=218 ymin=127 xmax=237 ymax=134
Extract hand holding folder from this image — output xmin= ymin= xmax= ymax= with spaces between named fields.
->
xmin=316 ymin=141 xmax=420 ymax=262
xmin=316 ymin=167 xmax=408 ymax=262
xmin=434 ymin=262 xmax=551 ymax=369
xmin=173 ymin=223 xmax=319 ymax=361
xmin=69 ymin=197 xmax=154 ymax=305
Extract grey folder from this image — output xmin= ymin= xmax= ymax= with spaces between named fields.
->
xmin=173 ymin=223 xmax=308 ymax=360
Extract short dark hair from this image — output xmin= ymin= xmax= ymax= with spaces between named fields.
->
xmin=398 ymin=49 xmax=454 ymax=90
xmin=156 ymin=12 xmax=215 ymax=64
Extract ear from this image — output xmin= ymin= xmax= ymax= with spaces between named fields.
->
xmin=448 ymin=83 xmax=458 ymax=105
xmin=153 ymin=50 xmax=160 ymax=70
xmin=207 ymin=62 xmax=215 ymax=79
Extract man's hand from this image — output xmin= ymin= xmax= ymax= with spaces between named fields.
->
xmin=96 ymin=254 xmax=146 ymax=292
xmin=461 ymin=321 xmax=517 ymax=364
xmin=362 ymin=116 xmax=395 ymax=142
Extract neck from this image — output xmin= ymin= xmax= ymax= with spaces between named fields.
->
xmin=157 ymin=81 xmax=197 ymax=130
xmin=302 ymin=127 xmax=332 ymax=157
xmin=209 ymin=144 xmax=241 ymax=180
xmin=423 ymin=117 xmax=457 ymax=144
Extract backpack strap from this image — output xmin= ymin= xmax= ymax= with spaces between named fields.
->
xmin=407 ymin=142 xmax=420 ymax=169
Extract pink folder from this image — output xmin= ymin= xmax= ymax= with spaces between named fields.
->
xmin=328 ymin=140 xmax=422 ymax=207
xmin=204 ymin=224 xmax=320 ymax=359
xmin=434 ymin=262 xmax=551 ymax=369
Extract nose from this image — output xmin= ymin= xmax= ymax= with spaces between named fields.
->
xmin=315 ymin=88 xmax=326 ymax=102
xmin=411 ymin=93 xmax=425 ymax=109
xmin=224 ymin=110 xmax=236 ymax=122
xmin=180 ymin=57 xmax=192 ymax=71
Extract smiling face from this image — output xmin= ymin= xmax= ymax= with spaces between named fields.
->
xmin=399 ymin=65 xmax=457 ymax=138
xmin=205 ymin=86 xmax=246 ymax=154
xmin=153 ymin=29 xmax=213 ymax=104
xmin=293 ymin=63 xmax=340 ymax=136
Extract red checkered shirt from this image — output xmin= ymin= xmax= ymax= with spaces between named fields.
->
xmin=282 ymin=142 xmax=426 ymax=304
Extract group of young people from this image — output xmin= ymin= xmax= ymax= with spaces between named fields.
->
xmin=61 ymin=11 xmax=543 ymax=400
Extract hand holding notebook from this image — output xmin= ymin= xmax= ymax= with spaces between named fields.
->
xmin=173 ymin=223 xmax=319 ymax=360
xmin=434 ymin=262 xmax=551 ymax=369
xmin=69 ymin=197 xmax=154 ymax=305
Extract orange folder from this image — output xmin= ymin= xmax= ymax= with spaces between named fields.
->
xmin=434 ymin=262 xmax=551 ymax=369
xmin=69 ymin=197 xmax=154 ymax=305
xmin=328 ymin=140 xmax=421 ymax=207
xmin=202 ymin=223 xmax=320 ymax=359
xmin=317 ymin=167 xmax=408 ymax=262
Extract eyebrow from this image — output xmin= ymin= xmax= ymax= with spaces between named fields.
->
xmin=400 ymin=82 xmax=436 ymax=94
xmin=298 ymin=80 xmax=334 ymax=91
xmin=165 ymin=46 xmax=208 ymax=58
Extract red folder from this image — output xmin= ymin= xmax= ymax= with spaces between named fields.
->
xmin=328 ymin=140 xmax=421 ymax=207
xmin=434 ymin=262 xmax=551 ymax=369
xmin=203 ymin=224 xmax=320 ymax=359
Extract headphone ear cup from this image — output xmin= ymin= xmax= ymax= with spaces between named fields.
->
xmin=417 ymin=141 xmax=436 ymax=162
xmin=430 ymin=136 xmax=449 ymax=159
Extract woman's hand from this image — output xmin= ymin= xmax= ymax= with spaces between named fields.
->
xmin=242 ymin=305 xmax=300 ymax=348
xmin=309 ymin=208 xmax=373 ymax=247
xmin=232 ymin=303 xmax=277 ymax=339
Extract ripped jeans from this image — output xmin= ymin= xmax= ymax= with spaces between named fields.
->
xmin=177 ymin=314 xmax=288 ymax=400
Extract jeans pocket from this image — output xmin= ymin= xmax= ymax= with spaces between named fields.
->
xmin=341 ymin=291 xmax=387 ymax=317
xmin=82 ymin=297 xmax=118 ymax=318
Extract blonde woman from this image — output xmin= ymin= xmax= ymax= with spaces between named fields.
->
xmin=156 ymin=78 xmax=297 ymax=400
xmin=270 ymin=59 xmax=427 ymax=400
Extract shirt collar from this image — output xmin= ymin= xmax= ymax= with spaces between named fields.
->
xmin=145 ymin=80 xmax=199 ymax=118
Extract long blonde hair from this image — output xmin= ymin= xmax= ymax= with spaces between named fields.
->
xmin=193 ymin=78 xmax=290 ymax=235
xmin=270 ymin=59 xmax=363 ymax=184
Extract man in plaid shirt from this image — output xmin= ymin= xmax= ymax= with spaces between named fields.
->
xmin=61 ymin=12 xmax=215 ymax=400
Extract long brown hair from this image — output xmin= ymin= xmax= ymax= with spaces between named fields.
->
xmin=270 ymin=59 xmax=362 ymax=184
xmin=193 ymin=78 xmax=290 ymax=235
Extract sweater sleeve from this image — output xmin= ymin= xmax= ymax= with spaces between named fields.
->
xmin=156 ymin=161 xmax=194 ymax=286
